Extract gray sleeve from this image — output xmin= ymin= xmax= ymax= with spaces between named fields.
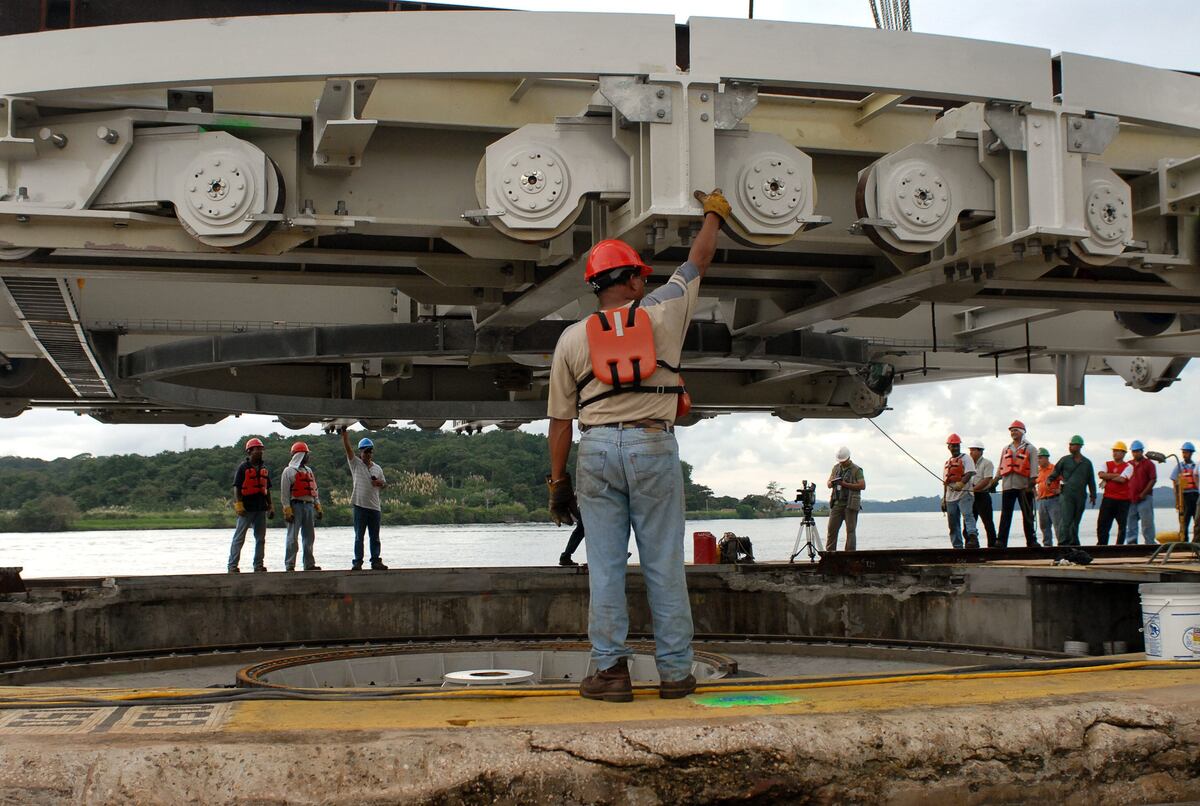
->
xmin=641 ymin=262 xmax=700 ymax=307
xmin=280 ymin=467 xmax=295 ymax=503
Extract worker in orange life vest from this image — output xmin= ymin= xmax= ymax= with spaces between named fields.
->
xmin=281 ymin=441 xmax=323 ymax=571
xmin=227 ymin=437 xmax=275 ymax=573
xmin=996 ymin=420 xmax=1038 ymax=548
xmin=942 ymin=433 xmax=978 ymax=549
xmin=545 ymin=188 xmax=728 ymax=704
xmin=1170 ymin=442 xmax=1199 ymax=541
xmin=1034 ymin=447 xmax=1061 ymax=547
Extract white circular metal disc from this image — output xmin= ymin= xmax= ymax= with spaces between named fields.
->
xmin=442 ymin=668 xmax=536 ymax=686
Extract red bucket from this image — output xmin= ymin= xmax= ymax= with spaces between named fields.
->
xmin=693 ymin=531 xmax=718 ymax=564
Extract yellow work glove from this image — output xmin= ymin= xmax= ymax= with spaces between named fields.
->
xmin=315 ymin=503 xmax=323 ymax=521
xmin=234 ymin=501 xmax=246 ymax=516
xmin=284 ymin=506 xmax=294 ymax=524
xmin=546 ymin=474 xmax=576 ymax=527
xmin=693 ymin=188 xmax=731 ymax=220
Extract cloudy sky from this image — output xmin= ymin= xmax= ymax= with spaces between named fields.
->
xmin=2 ymin=0 xmax=1197 ymax=500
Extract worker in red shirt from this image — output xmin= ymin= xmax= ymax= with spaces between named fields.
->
xmin=1124 ymin=440 xmax=1157 ymax=544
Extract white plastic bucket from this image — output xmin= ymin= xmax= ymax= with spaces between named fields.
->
xmin=1139 ymin=583 xmax=1200 ymax=660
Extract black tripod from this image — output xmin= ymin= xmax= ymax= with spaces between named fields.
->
xmin=789 ymin=509 xmax=820 ymax=563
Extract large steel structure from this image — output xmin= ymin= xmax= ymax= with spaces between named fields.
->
xmin=0 ymin=9 xmax=1198 ymax=430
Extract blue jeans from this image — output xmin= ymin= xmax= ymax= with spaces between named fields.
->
xmin=1125 ymin=497 xmax=1156 ymax=544
xmin=946 ymin=496 xmax=977 ymax=548
xmin=285 ymin=501 xmax=317 ymax=570
xmin=1038 ymin=496 xmax=1061 ymax=546
xmin=576 ymin=426 xmax=694 ymax=681
xmin=227 ymin=510 xmax=267 ymax=570
xmin=353 ymin=505 xmax=382 ymax=564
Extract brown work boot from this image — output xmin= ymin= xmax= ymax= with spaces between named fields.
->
xmin=659 ymin=674 xmax=696 ymax=699
xmin=579 ymin=658 xmax=633 ymax=703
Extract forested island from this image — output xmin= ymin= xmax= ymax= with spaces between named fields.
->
xmin=0 ymin=427 xmax=1178 ymax=531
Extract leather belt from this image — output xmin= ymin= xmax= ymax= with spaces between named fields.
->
xmin=580 ymin=419 xmax=673 ymax=433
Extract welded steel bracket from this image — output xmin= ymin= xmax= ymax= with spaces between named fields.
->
xmin=312 ymin=77 xmax=378 ymax=168
xmin=715 ymin=81 xmax=758 ymax=130
xmin=983 ymin=102 xmax=1025 ymax=153
xmin=598 ymin=76 xmax=671 ymax=123
xmin=1065 ymin=113 xmax=1119 ymax=155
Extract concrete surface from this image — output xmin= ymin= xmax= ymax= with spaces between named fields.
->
xmin=5 ymin=560 xmax=1195 ymax=662
xmin=1 ymin=666 xmax=1197 ymax=804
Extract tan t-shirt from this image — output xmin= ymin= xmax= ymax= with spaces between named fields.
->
xmin=547 ymin=262 xmax=700 ymax=426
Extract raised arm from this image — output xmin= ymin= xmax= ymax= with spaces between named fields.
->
xmin=688 ymin=190 xmax=731 ymax=277
xmin=341 ymin=427 xmax=353 ymax=461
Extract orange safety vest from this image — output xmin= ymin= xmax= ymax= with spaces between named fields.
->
xmin=1036 ymin=465 xmax=1061 ymax=499
xmin=576 ymin=300 xmax=689 ymax=416
xmin=240 ymin=464 xmax=270 ymax=498
xmin=1103 ymin=460 xmax=1132 ymax=501
xmin=944 ymin=454 xmax=965 ymax=485
xmin=1180 ymin=463 xmax=1199 ymax=492
xmin=999 ymin=443 xmax=1032 ymax=477
xmin=290 ymin=468 xmax=317 ymax=500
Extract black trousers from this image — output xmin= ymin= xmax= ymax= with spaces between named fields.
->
xmin=1095 ymin=497 xmax=1129 ymax=545
xmin=562 ymin=520 xmax=585 ymax=558
xmin=997 ymin=488 xmax=1037 ymax=547
xmin=973 ymin=491 xmax=997 ymax=548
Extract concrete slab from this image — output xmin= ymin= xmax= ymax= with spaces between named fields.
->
xmin=0 ymin=666 xmax=1197 ymax=803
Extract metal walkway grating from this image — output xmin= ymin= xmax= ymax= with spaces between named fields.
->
xmin=0 ymin=277 xmax=114 ymax=398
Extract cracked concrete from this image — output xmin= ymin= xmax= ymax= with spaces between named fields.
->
xmin=1 ymin=683 xmax=1198 ymax=804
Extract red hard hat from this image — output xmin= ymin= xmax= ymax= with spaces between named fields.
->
xmin=244 ymin=437 xmax=264 ymax=451
xmin=584 ymin=239 xmax=652 ymax=283
xmin=290 ymin=441 xmax=310 ymax=454
xmin=946 ymin=433 xmax=962 ymax=445
xmin=1009 ymin=420 xmax=1026 ymax=431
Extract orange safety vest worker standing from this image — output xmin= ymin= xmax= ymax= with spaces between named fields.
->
xmin=1172 ymin=442 xmax=1200 ymax=541
xmin=997 ymin=420 xmax=1038 ymax=548
xmin=281 ymin=441 xmax=323 ymax=572
xmin=1034 ymin=447 xmax=1061 ymax=547
xmin=545 ymin=188 xmax=728 ymax=704
xmin=227 ymin=437 xmax=275 ymax=573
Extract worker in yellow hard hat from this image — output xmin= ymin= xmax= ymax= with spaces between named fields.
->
xmin=1096 ymin=441 xmax=1133 ymax=545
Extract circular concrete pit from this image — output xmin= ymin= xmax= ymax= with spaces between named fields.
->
xmin=2 ymin=637 xmax=1056 ymax=690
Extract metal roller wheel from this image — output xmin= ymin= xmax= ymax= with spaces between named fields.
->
xmin=177 ymin=154 xmax=285 ymax=249
xmin=473 ymin=156 xmax=585 ymax=243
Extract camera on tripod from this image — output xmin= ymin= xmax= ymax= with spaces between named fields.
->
xmin=790 ymin=481 xmax=820 ymax=563
xmin=795 ymin=481 xmax=817 ymax=517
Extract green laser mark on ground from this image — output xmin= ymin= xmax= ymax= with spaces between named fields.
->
xmin=692 ymin=693 xmax=804 ymax=708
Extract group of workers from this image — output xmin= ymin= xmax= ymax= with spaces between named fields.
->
xmin=936 ymin=421 xmax=1196 ymax=549
xmin=226 ymin=428 xmax=389 ymax=573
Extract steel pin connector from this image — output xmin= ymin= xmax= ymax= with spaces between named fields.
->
xmin=38 ymin=128 xmax=68 ymax=149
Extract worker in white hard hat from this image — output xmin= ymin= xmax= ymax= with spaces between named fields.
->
xmin=966 ymin=438 xmax=997 ymax=548
xmin=825 ymin=446 xmax=865 ymax=551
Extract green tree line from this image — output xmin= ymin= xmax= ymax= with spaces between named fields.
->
xmin=0 ymin=428 xmax=723 ymax=530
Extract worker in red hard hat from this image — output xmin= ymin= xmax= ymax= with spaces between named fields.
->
xmin=941 ymin=433 xmax=978 ymax=549
xmin=545 ymin=187 xmax=730 ymax=704
xmin=997 ymin=420 xmax=1038 ymax=548
xmin=281 ymin=440 xmax=323 ymax=571
xmin=227 ymin=437 xmax=275 ymax=573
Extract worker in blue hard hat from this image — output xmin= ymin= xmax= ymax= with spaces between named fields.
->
xmin=1124 ymin=440 xmax=1157 ymax=544
xmin=1170 ymin=442 xmax=1198 ymax=541
xmin=341 ymin=428 xmax=389 ymax=570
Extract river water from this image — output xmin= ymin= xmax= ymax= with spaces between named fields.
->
xmin=0 ymin=508 xmax=1181 ymax=579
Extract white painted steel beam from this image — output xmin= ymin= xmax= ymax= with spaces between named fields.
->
xmin=1058 ymin=53 xmax=1200 ymax=133
xmin=688 ymin=18 xmax=1053 ymax=102
xmin=0 ymin=12 xmax=678 ymax=96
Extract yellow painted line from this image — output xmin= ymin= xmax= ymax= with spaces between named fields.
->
xmin=222 ymin=669 xmax=1198 ymax=732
